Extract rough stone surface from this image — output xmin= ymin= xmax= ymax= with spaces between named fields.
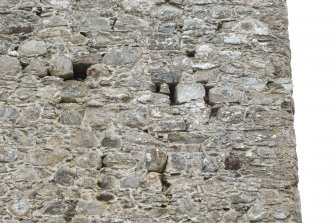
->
xmin=0 ymin=1 xmax=300 ymax=222
xmin=49 ymin=55 xmax=74 ymax=80
xmin=18 ymin=40 xmax=47 ymax=57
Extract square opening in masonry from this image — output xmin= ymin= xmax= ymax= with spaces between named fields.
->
xmin=73 ymin=63 xmax=92 ymax=80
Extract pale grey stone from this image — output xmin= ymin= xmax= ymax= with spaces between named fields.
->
xmin=145 ymin=148 xmax=168 ymax=173
xmin=156 ymin=116 xmax=187 ymax=132
xmin=0 ymin=146 xmax=17 ymax=163
xmin=80 ymin=18 xmax=110 ymax=32
xmin=272 ymin=208 xmax=290 ymax=220
xmin=102 ymin=152 xmax=136 ymax=169
xmin=49 ymin=55 xmax=73 ymax=80
xmin=60 ymin=108 xmax=83 ymax=125
xmin=175 ymin=83 xmax=205 ymax=104
xmin=209 ymin=86 xmax=243 ymax=104
xmin=0 ymin=55 xmax=21 ymax=74
xmin=246 ymin=204 xmax=267 ymax=222
xmin=8 ymin=198 xmax=30 ymax=216
xmin=157 ymin=5 xmax=183 ymax=21
xmin=114 ymin=14 xmax=149 ymax=31
xmin=61 ymin=80 xmax=88 ymax=103
xmin=18 ymin=40 xmax=47 ymax=56
xmin=102 ymin=47 xmax=141 ymax=66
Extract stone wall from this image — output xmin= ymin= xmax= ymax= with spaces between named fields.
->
xmin=0 ymin=0 xmax=301 ymax=222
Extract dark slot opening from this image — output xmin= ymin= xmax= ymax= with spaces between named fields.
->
xmin=186 ymin=50 xmax=196 ymax=58
xmin=155 ymin=84 xmax=161 ymax=93
xmin=168 ymin=84 xmax=176 ymax=105
xmin=73 ymin=63 xmax=92 ymax=80
xmin=204 ymin=85 xmax=213 ymax=105
xmin=210 ymin=107 xmax=219 ymax=119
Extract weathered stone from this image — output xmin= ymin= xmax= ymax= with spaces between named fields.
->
xmin=0 ymin=55 xmax=21 ymax=74
xmin=26 ymin=149 xmax=70 ymax=166
xmin=0 ymin=146 xmax=18 ymax=163
xmin=71 ymin=129 xmax=97 ymax=148
xmin=101 ymin=136 xmax=122 ymax=149
xmin=102 ymin=152 xmax=136 ymax=169
xmin=155 ymin=116 xmax=187 ymax=132
xmin=209 ymin=86 xmax=243 ymax=104
xmin=60 ymin=80 xmax=88 ymax=103
xmin=0 ymin=106 xmax=19 ymax=123
xmin=49 ymin=55 xmax=73 ymax=80
xmin=141 ymin=172 xmax=162 ymax=192
xmin=18 ymin=40 xmax=47 ymax=57
xmin=60 ymin=106 xmax=83 ymax=125
xmin=151 ymin=72 xmax=181 ymax=84
xmin=80 ymin=18 xmax=110 ymax=33
xmin=246 ymin=204 xmax=267 ymax=222
xmin=114 ymin=14 xmax=149 ymax=31
xmin=156 ymin=5 xmax=183 ymax=21
xmin=8 ymin=198 xmax=30 ymax=216
xmin=24 ymin=59 xmax=48 ymax=78
xmin=175 ymin=83 xmax=205 ymax=104
xmin=145 ymin=148 xmax=168 ymax=173
xmin=86 ymin=64 xmax=111 ymax=78
xmin=102 ymin=47 xmax=141 ymax=66
xmin=201 ymin=154 xmax=218 ymax=173
xmin=53 ymin=168 xmax=76 ymax=186
xmin=148 ymin=34 xmax=181 ymax=50
xmin=272 ymin=208 xmax=290 ymax=220
xmin=77 ymin=201 xmax=106 ymax=215
xmin=97 ymin=175 xmax=119 ymax=190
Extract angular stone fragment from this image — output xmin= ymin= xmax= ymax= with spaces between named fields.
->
xmin=209 ymin=86 xmax=243 ymax=104
xmin=80 ymin=18 xmax=110 ymax=33
xmin=18 ymin=40 xmax=47 ymax=56
xmin=102 ymin=47 xmax=141 ymax=66
xmin=53 ymin=168 xmax=76 ymax=186
xmin=175 ymin=83 xmax=205 ymax=104
xmin=49 ymin=55 xmax=73 ymax=80
xmin=156 ymin=116 xmax=187 ymax=132
xmin=24 ymin=59 xmax=48 ymax=78
xmin=0 ymin=55 xmax=21 ymax=74
xmin=61 ymin=80 xmax=88 ymax=103
xmin=145 ymin=148 xmax=168 ymax=173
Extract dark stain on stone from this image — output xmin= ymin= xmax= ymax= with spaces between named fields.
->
xmin=224 ymin=156 xmax=241 ymax=170
xmin=96 ymin=193 xmax=114 ymax=202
